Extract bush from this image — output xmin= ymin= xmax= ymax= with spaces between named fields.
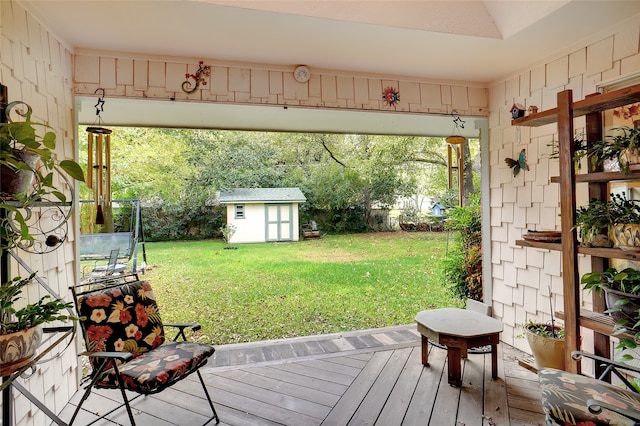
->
xmin=444 ymin=193 xmax=482 ymax=301
xmin=142 ymin=199 xmax=225 ymax=241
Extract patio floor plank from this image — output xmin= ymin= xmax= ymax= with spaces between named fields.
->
xmin=58 ymin=325 xmax=545 ymax=425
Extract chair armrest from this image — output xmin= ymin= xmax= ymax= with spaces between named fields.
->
xmin=588 ymin=399 xmax=640 ymax=424
xmin=164 ymin=323 xmax=201 ymax=341
xmin=573 ymin=351 xmax=640 ymax=393
xmin=572 ymin=351 xmax=640 ymax=375
xmin=82 ymin=351 xmax=134 ymax=362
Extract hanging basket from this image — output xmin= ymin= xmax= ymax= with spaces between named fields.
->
xmin=446 ymin=135 xmax=466 ymax=145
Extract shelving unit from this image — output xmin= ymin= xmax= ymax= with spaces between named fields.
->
xmin=1 ymin=206 xmax=76 ymax=426
xmin=1 ymin=92 xmax=77 ymax=424
xmin=513 ymin=83 xmax=640 ymax=375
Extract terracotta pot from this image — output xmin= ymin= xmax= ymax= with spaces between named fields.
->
xmin=603 ymin=286 xmax=640 ymax=331
xmin=0 ymin=325 xmax=43 ymax=376
xmin=524 ymin=324 xmax=565 ymax=370
xmin=0 ymin=149 xmax=39 ymax=195
xmin=612 ymin=223 xmax=640 ymax=252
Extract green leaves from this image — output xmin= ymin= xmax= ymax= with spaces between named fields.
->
xmin=1 ymin=106 xmax=85 ymax=249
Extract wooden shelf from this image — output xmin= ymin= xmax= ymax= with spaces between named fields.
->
xmin=516 ymin=239 xmax=562 ymax=251
xmin=512 ymin=83 xmax=640 ymax=127
xmin=516 ymin=239 xmax=640 ymax=261
xmin=552 ymin=172 xmax=640 ymax=183
xmin=556 ymin=310 xmax=633 ymax=339
xmin=577 ymin=246 xmax=640 ymax=261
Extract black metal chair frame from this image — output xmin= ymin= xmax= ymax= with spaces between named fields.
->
xmin=543 ymin=351 xmax=640 ymax=425
xmin=69 ymin=274 xmax=219 ymax=425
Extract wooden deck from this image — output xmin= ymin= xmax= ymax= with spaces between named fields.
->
xmin=58 ymin=325 xmax=546 ymax=425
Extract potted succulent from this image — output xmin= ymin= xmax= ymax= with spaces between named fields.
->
xmin=0 ymin=101 xmax=85 ymax=249
xmin=521 ymin=319 xmax=566 ymax=370
xmin=0 ymin=273 xmax=75 ymax=375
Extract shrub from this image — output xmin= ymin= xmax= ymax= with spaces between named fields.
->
xmin=444 ymin=193 xmax=482 ymax=301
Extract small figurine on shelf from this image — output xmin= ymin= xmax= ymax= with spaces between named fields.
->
xmin=511 ymin=103 xmax=526 ymax=119
xmin=505 ymin=149 xmax=529 ymax=177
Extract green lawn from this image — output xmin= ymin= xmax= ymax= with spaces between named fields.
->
xmin=141 ymin=232 xmax=462 ymax=345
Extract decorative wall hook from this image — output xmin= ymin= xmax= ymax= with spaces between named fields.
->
xmin=182 ymin=61 xmax=211 ymax=94
xmin=445 ymin=110 xmax=467 ymax=145
xmin=94 ymin=88 xmax=105 ymax=116
xmin=451 ymin=110 xmax=465 ymax=129
xmin=382 ymin=87 xmax=400 ymax=106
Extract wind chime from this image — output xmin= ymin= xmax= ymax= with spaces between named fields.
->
xmin=445 ymin=111 xmax=466 ymax=207
xmin=86 ymin=89 xmax=112 ymax=225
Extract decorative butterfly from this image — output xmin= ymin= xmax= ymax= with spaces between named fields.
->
xmin=504 ymin=149 xmax=529 ymax=177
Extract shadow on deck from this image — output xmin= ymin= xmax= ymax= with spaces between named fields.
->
xmin=60 ymin=325 xmax=545 ymax=425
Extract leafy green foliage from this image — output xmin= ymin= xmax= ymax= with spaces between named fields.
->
xmin=1 ymin=107 xmax=85 ymax=248
xmin=581 ymin=266 xmax=640 ymax=360
xmin=443 ymin=193 xmax=482 ymax=300
xmin=522 ymin=320 xmax=565 ymax=339
xmin=0 ymin=273 xmax=75 ymax=334
xmin=581 ymin=267 xmax=640 ymax=295
xmin=77 ymin=127 xmax=479 ymax=239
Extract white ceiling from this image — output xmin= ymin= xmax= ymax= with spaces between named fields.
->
xmin=23 ymin=0 xmax=640 ymax=134
xmin=25 ymin=0 xmax=640 ymax=83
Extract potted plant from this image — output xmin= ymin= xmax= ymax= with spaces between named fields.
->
xmin=609 ymin=192 xmax=640 ymax=251
xmin=521 ymin=319 xmax=566 ymax=370
xmin=575 ymin=198 xmax=613 ymax=247
xmin=0 ymin=273 xmax=75 ymax=375
xmin=581 ymin=126 xmax=640 ymax=173
xmin=581 ymin=266 xmax=640 ymax=359
xmin=0 ymin=101 xmax=85 ymax=249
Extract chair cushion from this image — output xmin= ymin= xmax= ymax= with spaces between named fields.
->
xmin=77 ymin=280 xmax=166 ymax=374
xmin=539 ymin=367 xmax=640 ymax=425
xmin=96 ymin=341 xmax=215 ymax=394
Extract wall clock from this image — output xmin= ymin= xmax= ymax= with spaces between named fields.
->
xmin=294 ymin=65 xmax=310 ymax=83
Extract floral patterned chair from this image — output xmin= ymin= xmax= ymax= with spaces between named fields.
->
xmin=70 ymin=274 xmax=219 ymax=425
xmin=539 ymin=351 xmax=640 ymax=425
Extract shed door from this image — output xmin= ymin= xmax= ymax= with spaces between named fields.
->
xmin=265 ymin=204 xmax=292 ymax=242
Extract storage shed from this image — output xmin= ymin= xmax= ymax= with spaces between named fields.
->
xmin=218 ymin=188 xmax=306 ymax=243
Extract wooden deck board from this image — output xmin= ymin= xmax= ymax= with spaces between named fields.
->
xmin=218 ymin=368 xmax=340 ymax=407
xmin=374 ymin=347 xmax=423 ymax=426
xmin=58 ymin=324 xmax=545 ymax=426
xmin=483 ymin=343 xmax=509 ymax=426
xmin=321 ymin=350 xmax=393 ymax=425
xmin=457 ymin=353 xmax=485 ymax=426
xmin=402 ymin=346 xmax=447 ymax=425
xmin=349 ymin=347 xmax=413 ymax=425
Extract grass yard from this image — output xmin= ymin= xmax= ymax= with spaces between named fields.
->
xmin=141 ymin=231 xmax=463 ymax=345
